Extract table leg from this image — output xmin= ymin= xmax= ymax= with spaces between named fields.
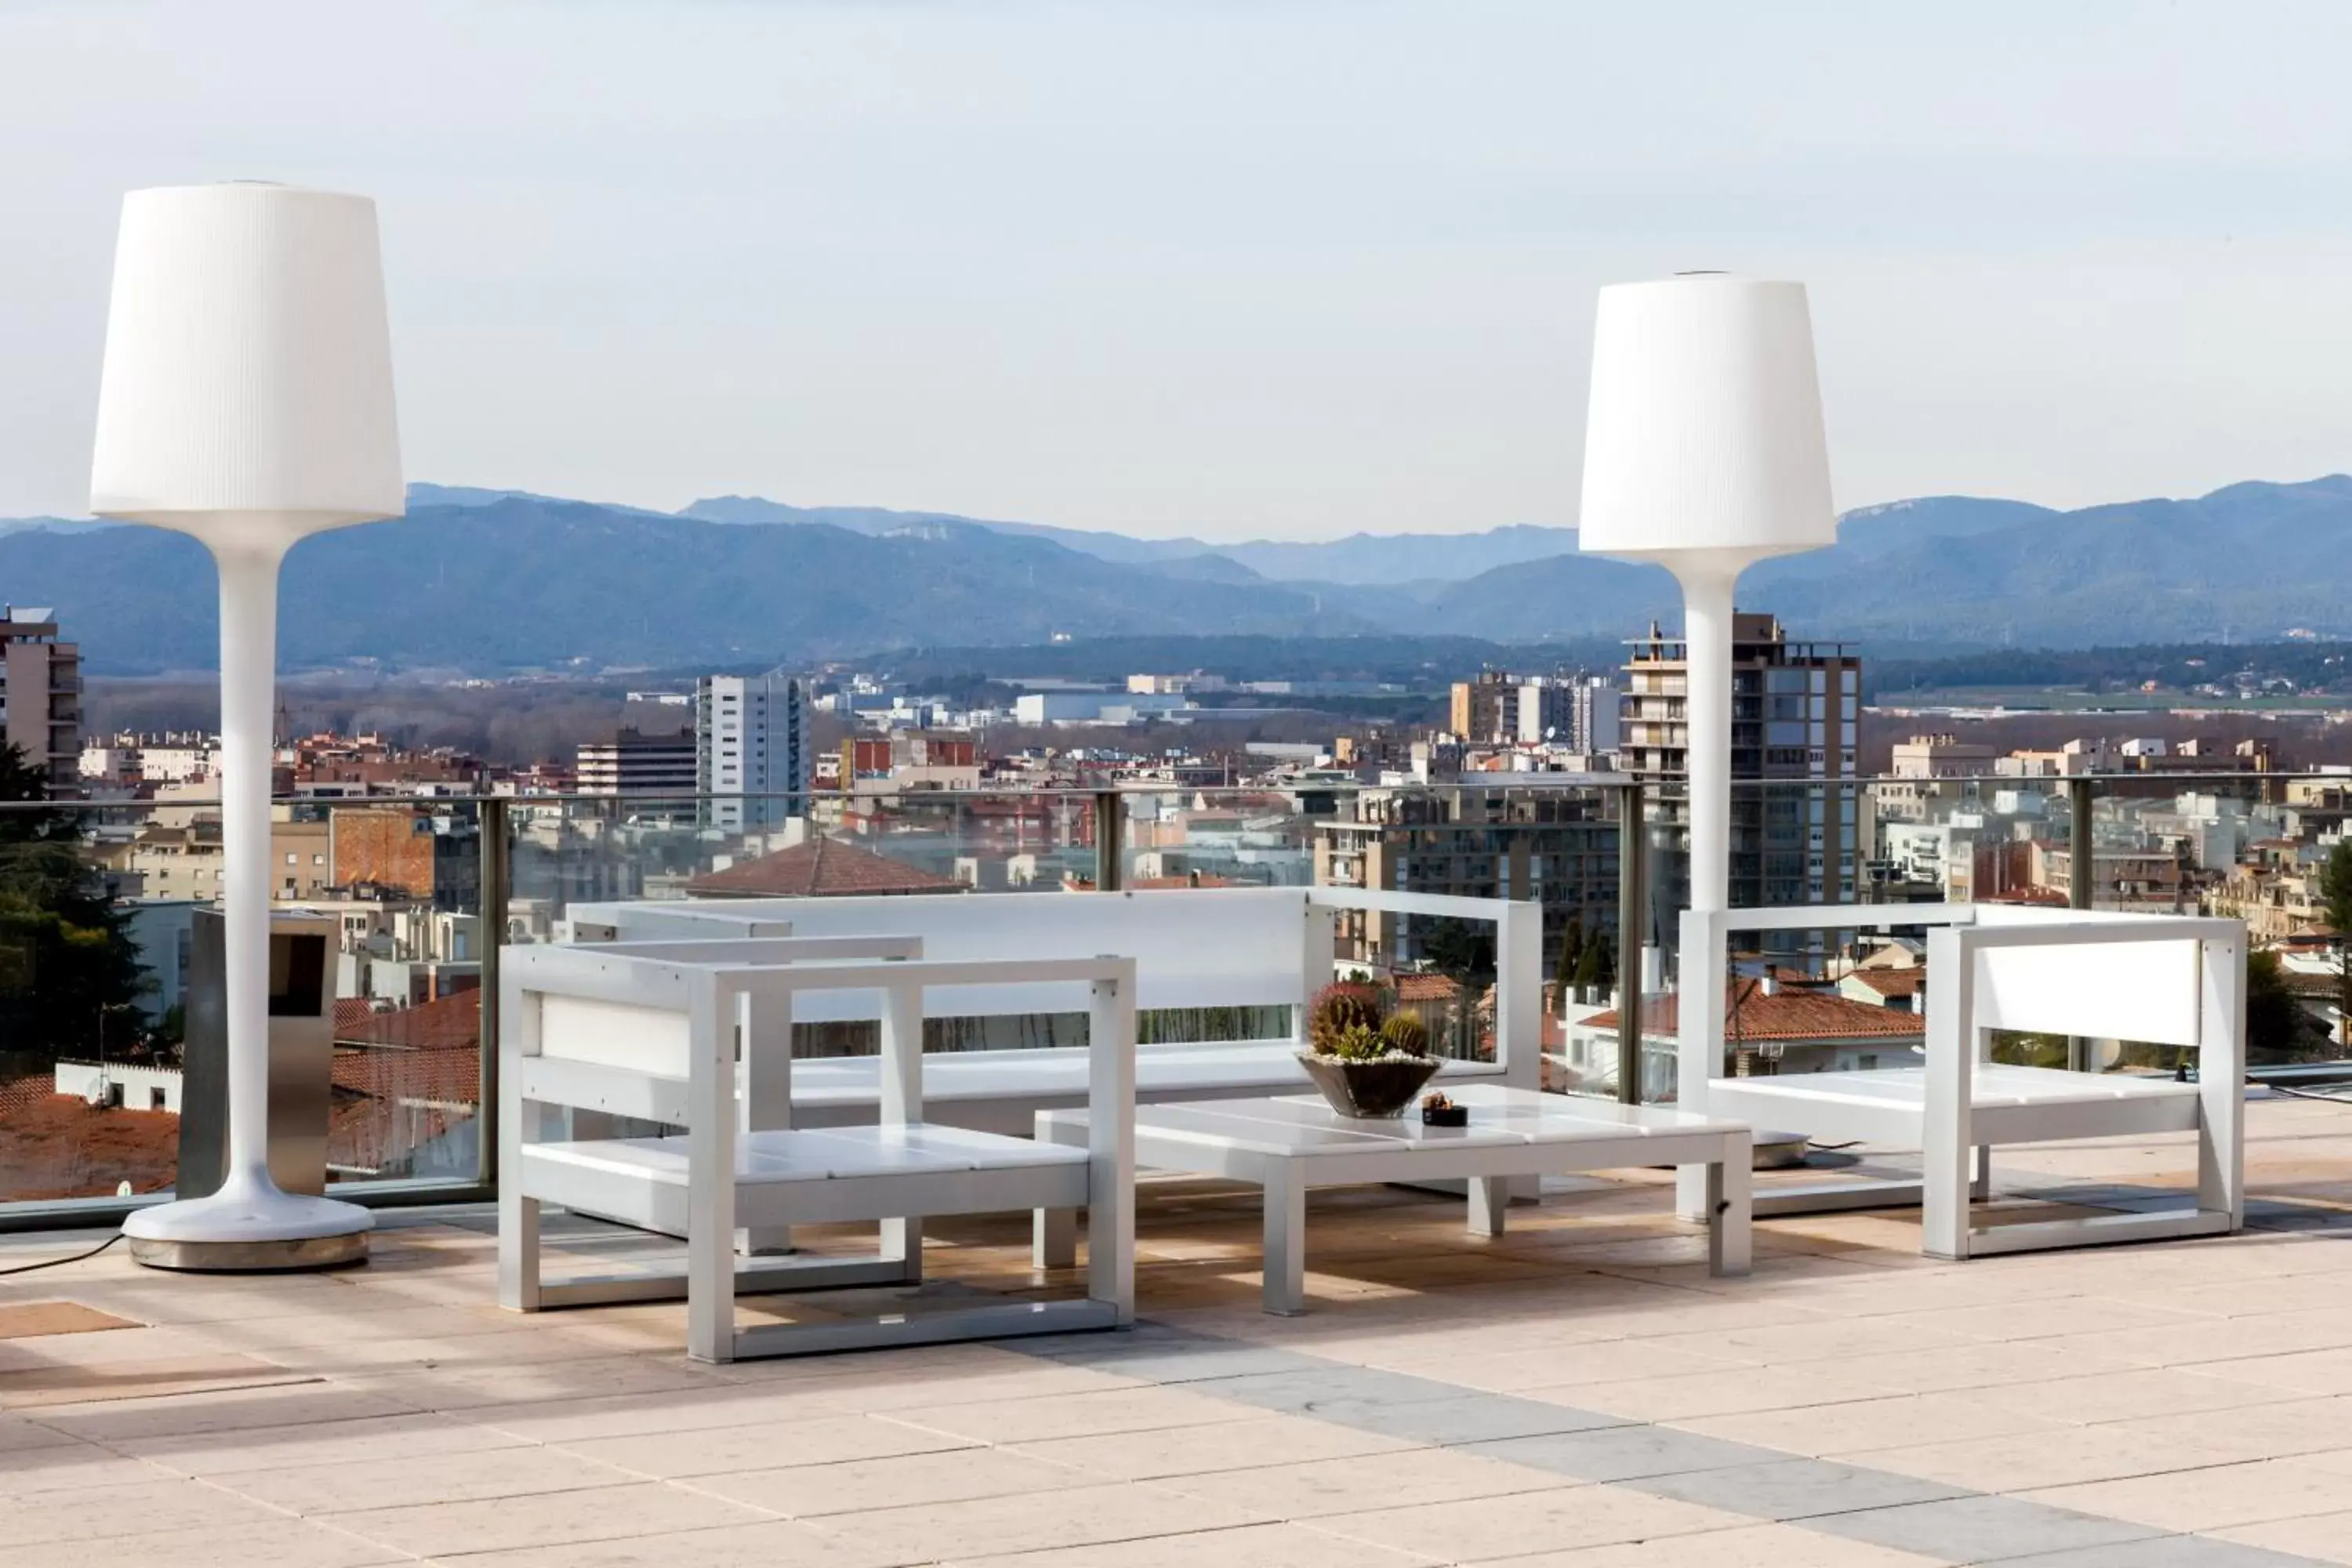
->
xmin=1033 ymin=1207 xmax=1078 ymax=1270
xmin=1971 ymin=1145 xmax=1992 ymax=1203
xmin=1468 ymin=1176 xmax=1508 ymax=1238
xmin=1262 ymin=1168 xmax=1307 ymax=1316
xmin=882 ymin=1218 xmax=924 ymax=1283
xmin=1708 ymin=1136 xmax=1752 ymax=1277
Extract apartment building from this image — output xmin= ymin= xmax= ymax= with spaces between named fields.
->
xmin=1623 ymin=612 xmax=1861 ymax=918
xmin=1566 ymin=674 xmax=1623 ymax=756
xmin=2030 ymin=840 xmax=2187 ymax=912
xmin=1 ymin=606 xmax=82 ymax=794
xmin=695 ymin=673 xmax=812 ymax=831
xmin=1889 ymin=735 xmax=1998 ymax=779
xmin=577 ymin=727 xmax=697 ymax=800
xmin=1312 ymin=784 xmax=1618 ymax=973
xmin=1449 ymin=670 xmax=1622 ymax=755
xmin=838 ymin=731 xmax=980 ymax=798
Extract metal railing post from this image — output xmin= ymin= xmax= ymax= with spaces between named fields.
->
xmin=1617 ymin=780 xmax=1646 ymax=1104
xmin=2067 ymin=778 xmax=2096 ymax=1073
xmin=1092 ymin=789 xmax=1123 ymax=892
xmin=477 ymin=794 xmax=510 ymax=1187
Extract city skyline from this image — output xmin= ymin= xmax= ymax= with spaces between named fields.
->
xmin=5 ymin=2 xmax=2352 ymax=535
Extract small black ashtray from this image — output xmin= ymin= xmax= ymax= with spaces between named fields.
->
xmin=1421 ymin=1093 xmax=1468 ymax=1127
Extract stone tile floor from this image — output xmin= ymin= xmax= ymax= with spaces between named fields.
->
xmin=5 ymin=1092 xmax=2352 ymax=1565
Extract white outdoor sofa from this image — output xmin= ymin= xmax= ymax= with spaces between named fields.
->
xmin=1676 ymin=902 xmax=2246 ymax=1260
xmin=561 ymin=886 xmax=1544 ymax=1136
xmin=497 ymin=935 xmax=1138 ymax=1360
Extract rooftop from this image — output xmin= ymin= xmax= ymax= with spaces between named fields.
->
xmin=1586 ymin=979 xmax=1929 ymax=1041
xmin=5 ymin=1093 xmax=2352 ymax=1565
xmin=684 ymin=835 xmax=967 ymax=898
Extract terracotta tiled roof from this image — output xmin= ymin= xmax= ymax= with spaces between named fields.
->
xmin=0 ymin=1093 xmax=180 ymax=1201
xmin=0 ymin=1076 xmax=54 ymax=1121
xmin=332 ymin=1044 xmax=481 ymax=1106
xmin=332 ymin=997 xmax=380 ymax=1033
xmin=334 ymin=989 xmax=481 ymax=1052
xmin=1396 ymin=973 xmax=1465 ymax=1004
xmin=685 ymin=836 xmax=963 ymax=898
xmin=1584 ymin=980 xmax=1926 ymax=1042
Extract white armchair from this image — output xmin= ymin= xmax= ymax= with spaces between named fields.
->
xmin=498 ymin=938 xmax=1138 ymax=1360
xmin=1676 ymin=903 xmax=2245 ymax=1260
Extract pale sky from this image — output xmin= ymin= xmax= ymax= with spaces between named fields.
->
xmin=5 ymin=0 xmax=2352 ymax=539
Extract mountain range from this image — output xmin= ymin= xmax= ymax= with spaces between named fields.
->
xmin=2 ymin=477 xmax=2343 ymax=674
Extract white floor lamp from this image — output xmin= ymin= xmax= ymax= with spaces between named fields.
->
xmin=91 ymin=183 xmax=403 ymax=1270
xmin=1578 ymin=273 xmax=1838 ymax=921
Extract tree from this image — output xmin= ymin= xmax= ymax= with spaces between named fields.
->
xmin=1421 ymin=916 xmax=1495 ymax=984
xmin=0 ymin=742 xmax=147 ymax=1062
xmin=1555 ymin=916 xmax=1586 ymax=1002
xmin=1573 ymin=929 xmax=1614 ymax=997
xmin=2321 ymin=839 xmax=2352 ymax=1044
xmin=2245 ymin=949 xmax=2308 ymax=1061
xmin=1419 ymin=916 xmax=1497 ymax=1058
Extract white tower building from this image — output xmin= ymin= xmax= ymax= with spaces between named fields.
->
xmin=696 ymin=673 xmax=811 ymax=831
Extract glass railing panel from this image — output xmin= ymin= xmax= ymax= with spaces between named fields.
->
xmin=1 ymin=797 xmax=183 ymax=1210
xmin=0 ymin=793 xmax=488 ymax=1221
xmin=9 ymin=771 xmax=2352 ymax=1226
xmin=313 ymin=797 xmax=485 ymax=1191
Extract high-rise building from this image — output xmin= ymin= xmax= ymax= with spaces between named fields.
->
xmin=577 ymin=728 xmax=697 ymax=800
xmin=1 ymin=606 xmax=82 ymax=795
xmin=1454 ymin=670 xmax=1619 ymax=752
xmin=1623 ymin=612 xmax=1860 ymax=927
xmin=1448 ymin=671 xmax=1516 ymax=743
xmin=1313 ymin=783 xmax=1619 ymax=973
xmin=695 ymin=673 xmax=811 ymax=830
xmin=1566 ymin=675 xmax=1622 ymax=757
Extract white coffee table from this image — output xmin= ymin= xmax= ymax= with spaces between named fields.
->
xmin=1035 ymin=1083 xmax=1752 ymax=1315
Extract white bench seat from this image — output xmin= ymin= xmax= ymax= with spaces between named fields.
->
xmin=1705 ymin=1064 xmax=2202 ymax=1148
xmin=521 ymin=1124 xmax=1092 ymax=1236
xmin=789 ymin=1041 xmax=1508 ymax=1132
xmin=527 ymin=1123 xmax=1094 ymax=1185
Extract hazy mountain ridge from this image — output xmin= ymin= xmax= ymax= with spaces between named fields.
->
xmin=5 ymin=476 xmax=2349 ymax=672
xmin=0 ymin=499 xmax=1376 ymax=673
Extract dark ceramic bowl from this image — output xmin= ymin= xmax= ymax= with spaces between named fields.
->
xmin=1296 ymin=1052 xmax=1443 ymax=1119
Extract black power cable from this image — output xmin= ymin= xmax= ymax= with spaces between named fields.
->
xmin=0 ymin=1232 xmax=124 ymax=1276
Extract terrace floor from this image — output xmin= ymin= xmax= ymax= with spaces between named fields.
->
xmin=8 ymin=1092 xmax=2352 ymax=1566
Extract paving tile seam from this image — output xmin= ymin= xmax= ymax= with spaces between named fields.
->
xmin=1011 ymin=1322 xmax=2348 ymax=1568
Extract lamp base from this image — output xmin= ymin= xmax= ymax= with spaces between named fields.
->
xmin=122 ymin=1187 xmax=372 ymax=1273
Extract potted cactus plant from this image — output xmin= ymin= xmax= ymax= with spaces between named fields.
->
xmin=1296 ymin=982 xmax=1443 ymax=1119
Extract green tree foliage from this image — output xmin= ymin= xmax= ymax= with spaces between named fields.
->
xmin=0 ymin=742 xmax=147 ymax=1062
xmin=1420 ymin=916 xmax=1496 ymax=985
xmin=2321 ymin=839 xmax=2352 ymax=1045
xmin=1418 ymin=916 xmax=1496 ymax=1057
xmin=1555 ymin=916 xmax=1585 ymax=1000
xmin=2245 ymin=949 xmax=2309 ymax=1060
xmin=1572 ymin=930 xmax=1614 ymax=995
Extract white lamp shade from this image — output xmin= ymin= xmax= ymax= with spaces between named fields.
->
xmin=89 ymin=183 xmax=403 ymax=539
xmin=1577 ymin=274 xmax=1833 ymax=563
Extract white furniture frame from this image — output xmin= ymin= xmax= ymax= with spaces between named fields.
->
xmin=1036 ymin=1084 xmax=1751 ymax=1315
xmin=562 ymin=887 xmax=1544 ymax=1136
xmin=1678 ymin=903 xmax=2245 ymax=1260
xmin=499 ymin=938 xmax=1138 ymax=1359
